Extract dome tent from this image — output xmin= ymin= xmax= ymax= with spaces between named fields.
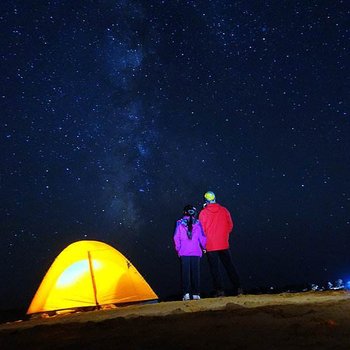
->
xmin=27 ymin=240 xmax=158 ymax=315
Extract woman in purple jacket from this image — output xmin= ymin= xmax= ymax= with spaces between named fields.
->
xmin=174 ymin=205 xmax=207 ymax=301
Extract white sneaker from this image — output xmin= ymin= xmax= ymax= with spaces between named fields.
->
xmin=182 ymin=293 xmax=190 ymax=301
xmin=192 ymin=294 xmax=201 ymax=300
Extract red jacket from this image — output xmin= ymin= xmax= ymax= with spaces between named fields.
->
xmin=199 ymin=203 xmax=234 ymax=251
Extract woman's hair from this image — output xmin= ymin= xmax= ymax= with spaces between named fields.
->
xmin=187 ymin=215 xmax=193 ymax=239
xmin=183 ymin=205 xmax=197 ymax=239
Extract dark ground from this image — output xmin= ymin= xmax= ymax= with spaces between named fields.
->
xmin=1 ymin=292 xmax=350 ymax=350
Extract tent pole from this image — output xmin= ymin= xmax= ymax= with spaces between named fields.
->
xmin=88 ymin=251 xmax=100 ymax=309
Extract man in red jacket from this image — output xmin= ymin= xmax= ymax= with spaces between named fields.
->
xmin=199 ymin=191 xmax=240 ymax=297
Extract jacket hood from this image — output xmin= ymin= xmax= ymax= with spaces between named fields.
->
xmin=204 ymin=203 xmax=221 ymax=213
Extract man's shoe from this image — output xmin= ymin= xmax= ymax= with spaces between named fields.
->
xmin=182 ymin=293 xmax=190 ymax=301
xmin=230 ymin=288 xmax=243 ymax=296
xmin=192 ymin=294 xmax=201 ymax=300
xmin=213 ymin=290 xmax=225 ymax=297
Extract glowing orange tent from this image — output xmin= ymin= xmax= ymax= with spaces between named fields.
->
xmin=27 ymin=240 xmax=158 ymax=314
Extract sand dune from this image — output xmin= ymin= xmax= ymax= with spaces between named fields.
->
xmin=1 ymin=291 xmax=350 ymax=349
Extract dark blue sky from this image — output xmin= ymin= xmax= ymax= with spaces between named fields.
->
xmin=1 ymin=0 xmax=349 ymax=309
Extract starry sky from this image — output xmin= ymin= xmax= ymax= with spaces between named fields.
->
xmin=1 ymin=0 xmax=349 ymax=309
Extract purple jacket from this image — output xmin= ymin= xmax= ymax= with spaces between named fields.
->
xmin=173 ymin=216 xmax=207 ymax=257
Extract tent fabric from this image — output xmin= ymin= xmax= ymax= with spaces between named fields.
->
xmin=27 ymin=240 xmax=158 ymax=314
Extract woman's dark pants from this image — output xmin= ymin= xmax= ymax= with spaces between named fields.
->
xmin=181 ymin=256 xmax=200 ymax=295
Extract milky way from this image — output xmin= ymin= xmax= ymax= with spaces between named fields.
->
xmin=1 ymin=1 xmax=349 ymax=308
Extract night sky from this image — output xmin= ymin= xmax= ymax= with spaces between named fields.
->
xmin=1 ymin=1 xmax=349 ymax=309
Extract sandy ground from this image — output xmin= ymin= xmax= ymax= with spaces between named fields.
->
xmin=1 ymin=291 xmax=350 ymax=349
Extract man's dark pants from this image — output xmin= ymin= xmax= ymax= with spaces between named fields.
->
xmin=206 ymin=249 xmax=240 ymax=295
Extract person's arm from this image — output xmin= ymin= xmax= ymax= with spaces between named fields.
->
xmin=173 ymin=221 xmax=181 ymax=254
xmin=199 ymin=210 xmax=207 ymax=233
xmin=198 ymin=222 xmax=207 ymax=251
xmin=226 ymin=209 xmax=234 ymax=233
